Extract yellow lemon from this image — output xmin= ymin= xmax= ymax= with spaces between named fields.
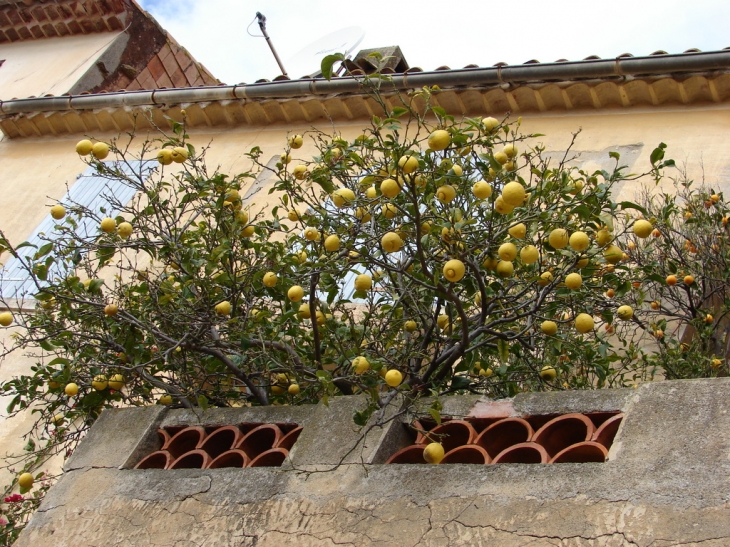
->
xmin=289 ymin=134 xmax=303 ymax=149
xmin=472 ymin=181 xmax=493 ymax=199
xmin=104 ymin=303 xmax=118 ymax=316
xmin=595 ymin=229 xmax=612 ymax=247
xmin=324 ymin=234 xmax=341 ymax=251
xmin=436 ymin=185 xmax=456 ymax=204
xmin=287 ymin=286 xmax=305 ymax=302
xmin=482 ymin=117 xmax=499 ymax=131
xmin=508 ymin=223 xmax=526 ymax=239
xmin=501 ymin=182 xmax=525 ymax=207
xmin=633 ymin=219 xmax=653 ymax=238
xmin=241 ymin=225 xmax=255 ymax=238
xmin=575 ymin=313 xmax=594 ymax=333
xmin=520 ymin=245 xmax=539 ymax=264
xmin=494 ymin=151 xmax=508 ymax=165
xmin=380 ymin=178 xmax=401 ymax=198
xmin=100 ymin=217 xmax=116 ymax=233
xmin=498 ymin=242 xmax=518 ymax=261
xmin=428 ymin=130 xmax=451 ymax=151
xmin=51 ymin=205 xmax=66 ymax=219
xmin=496 ymin=260 xmax=514 ymax=278
xmin=423 ymin=442 xmax=445 ymax=464
xmin=385 ymin=369 xmax=403 ymax=387
xmin=287 ymin=209 xmax=301 ymax=222
xmin=541 ymin=320 xmax=558 ymax=335
xmin=382 ymin=232 xmax=403 ymax=253
xmin=548 ymin=228 xmax=569 ymax=249
xmin=215 ymin=301 xmax=232 ymax=315
xmin=171 ymin=147 xmax=188 ymax=163
xmin=503 ymin=143 xmax=518 ymax=158
xmin=538 ymin=271 xmax=554 ymax=287
xmin=117 ymin=222 xmax=133 ymax=239
xmin=604 ymin=245 xmax=623 ymax=264
xmin=565 ymin=273 xmax=582 ymax=290
xmin=443 ymin=259 xmax=466 ymax=282
xmin=437 ymin=314 xmax=450 ymax=330
xmin=540 ymin=365 xmax=557 ymax=381
xmin=381 ymin=203 xmax=398 ymax=219
xmin=617 ymin=305 xmax=634 ymax=321
xmin=494 ymin=196 xmax=514 ymax=215
xmin=91 ymin=375 xmax=108 ymax=391
xmin=156 ymin=149 xmax=173 ymax=165
xmin=297 ymin=303 xmax=312 ymax=320
xmin=569 ymin=231 xmax=590 ymax=252
xmin=304 ymin=227 xmax=320 ymax=241
xmin=263 ymin=272 xmax=278 ymax=287
xmin=332 ymin=188 xmax=356 ymax=208
xmin=17 ymin=473 xmax=34 ymax=489
xmin=398 ymin=155 xmax=419 ymax=174
xmin=355 ymin=207 xmax=372 ymax=222
xmin=354 ymin=274 xmax=372 ymax=291
xmin=405 ymin=320 xmax=417 ymax=332
xmin=91 ymin=142 xmax=110 ymax=159
xmin=292 ymin=165 xmax=308 ymax=180
xmin=353 ymin=356 xmax=370 ymax=374
xmin=64 ymin=383 xmax=79 ymax=397
xmin=76 ymin=139 xmax=93 ymax=155
xmin=108 ymin=374 xmax=125 ymax=390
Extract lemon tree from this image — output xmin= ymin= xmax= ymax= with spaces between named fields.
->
xmin=0 ymin=63 xmax=714 ymax=520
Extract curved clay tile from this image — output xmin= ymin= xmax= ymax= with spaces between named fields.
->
xmin=463 ymin=64 xmax=479 ymax=69
xmin=583 ymin=55 xmax=601 ymax=60
xmin=273 ymin=75 xmax=290 ymax=81
xmin=163 ymin=426 xmax=207 ymax=459
xmin=248 ymin=447 xmax=289 ymax=467
xmin=404 ymin=67 xmax=423 ymax=73
xmin=386 ymin=445 xmax=428 ymax=464
xmin=523 ymin=59 xmax=540 ymax=64
xmin=235 ymin=424 xmax=283 ymax=459
xmin=617 ymin=53 xmax=634 ymax=58
xmin=683 ymin=48 xmax=701 ymax=53
xmin=441 ymin=444 xmax=491 ymax=464
xmin=591 ymin=414 xmax=623 ymax=448
xmin=493 ymin=62 xmax=508 ymax=67
xmin=276 ymin=425 xmax=303 ymax=451
xmin=550 ymin=441 xmax=608 ymax=464
xmin=650 ymin=50 xmax=669 ymax=55
xmin=207 ymin=449 xmax=250 ymax=469
xmin=198 ymin=425 xmax=243 ymax=459
xmin=134 ymin=450 xmax=172 ymax=470
xmin=427 ymin=420 xmax=477 ymax=453
xmin=531 ymin=413 xmax=595 ymax=458
xmin=475 ymin=418 xmax=534 ymax=459
xmin=435 ymin=65 xmax=451 ymax=71
xmin=157 ymin=428 xmax=172 ymax=447
xmin=169 ymin=449 xmax=212 ymax=470
xmin=411 ymin=420 xmax=428 ymax=445
xmin=492 ymin=442 xmax=549 ymax=464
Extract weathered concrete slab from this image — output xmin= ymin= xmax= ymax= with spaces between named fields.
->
xmin=15 ymin=379 xmax=730 ymax=547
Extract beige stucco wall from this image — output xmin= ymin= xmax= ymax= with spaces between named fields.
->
xmin=0 ymin=101 xmax=729 ymax=486
xmin=0 ymin=32 xmax=122 ymax=101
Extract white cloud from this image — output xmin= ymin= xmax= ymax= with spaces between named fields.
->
xmin=139 ymin=0 xmax=730 ymax=85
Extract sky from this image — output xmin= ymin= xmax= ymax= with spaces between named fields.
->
xmin=138 ymin=0 xmax=730 ymax=85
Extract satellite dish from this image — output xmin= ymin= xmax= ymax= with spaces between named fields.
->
xmin=284 ymin=27 xmax=365 ymax=78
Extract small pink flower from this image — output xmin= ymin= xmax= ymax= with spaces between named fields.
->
xmin=4 ymin=494 xmax=23 ymax=503
xmin=0 ymin=516 xmax=8 ymax=526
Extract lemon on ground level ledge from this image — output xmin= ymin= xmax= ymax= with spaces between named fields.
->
xmin=423 ymin=442 xmax=445 ymax=464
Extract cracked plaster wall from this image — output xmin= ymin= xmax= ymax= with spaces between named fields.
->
xmin=12 ymin=378 xmax=730 ymax=547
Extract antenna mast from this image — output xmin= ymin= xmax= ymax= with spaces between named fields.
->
xmin=256 ymin=12 xmax=288 ymax=78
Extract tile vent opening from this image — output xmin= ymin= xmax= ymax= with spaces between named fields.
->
xmin=386 ymin=412 xmax=622 ymax=465
xmin=134 ymin=422 xmax=302 ymax=470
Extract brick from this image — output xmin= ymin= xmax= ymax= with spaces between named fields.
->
xmin=147 ymin=55 xmax=165 ymax=80
xmin=66 ymin=20 xmax=81 ymax=33
xmin=54 ymin=22 xmax=69 ymax=37
xmin=155 ymin=72 xmax=174 ymax=89
xmin=160 ymin=45 xmax=179 ymax=76
xmin=41 ymin=22 xmax=57 ymax=37
xmin=4 ymin=27 xmax=18 ymax=41
xmin=30 ymin=6 xmax=47 ymax=22
xmin=173 ymin=47 xmax=193 ymax=73
xmin=104 ymin=14 xmax=121 ymax=31
xmin=17 ymin=26 xmax=30 ymax=39
xmin=28 ymin=24 xmax=43 ymax=38
xmin=184 ymin=63 xmax=200 ymax=84
xmin=136 ymin=67 xmax=156 ymax=90
xmin=170 ymin=67 xmax=187 ymax=88
xmin=0 ymin=11 xmax=11 ymax=27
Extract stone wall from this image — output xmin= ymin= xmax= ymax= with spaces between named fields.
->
xmin=11 ymin=379 xmax=730 ymax=547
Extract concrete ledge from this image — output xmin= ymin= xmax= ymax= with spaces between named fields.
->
xmin=15 ymin=379 xmax=730 ymax=547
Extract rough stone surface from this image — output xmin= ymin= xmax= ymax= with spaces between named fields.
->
xmin=15 ymin=379 xmax=730 ymax=547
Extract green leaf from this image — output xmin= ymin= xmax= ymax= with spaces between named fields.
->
xmin=197 ymin=394 xmax=209 ymax=410
xmin=609 ymin=151 xmax=620 ymax=160
xmin=34 ymin=242 xmax=53 ymax=259
xmin=321 ymin=53 xmax=346 ymax=80
xmin=428 ymin=408 xmax=442 ymax=426
xmin=650 ymin=143 xmax=667 ymax=166
xmin=391 ymin=107 xmax=409 ymax=118
xmin=497 ymin=339 xmax=510 ymax=364
xmin=450 ymin=375 xmax=471 ymax=391
xmin=618 ymin=201 xmax=648 ymax=216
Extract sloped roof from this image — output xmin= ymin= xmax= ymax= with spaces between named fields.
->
xmin=1 ymin=48 xmax=730 ymax=138
xmin=0 ymin=0 xmax=219 ymax=96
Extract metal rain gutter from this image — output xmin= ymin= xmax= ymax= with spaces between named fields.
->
xmin=1 ymin=50 xmax=729 ymax=117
